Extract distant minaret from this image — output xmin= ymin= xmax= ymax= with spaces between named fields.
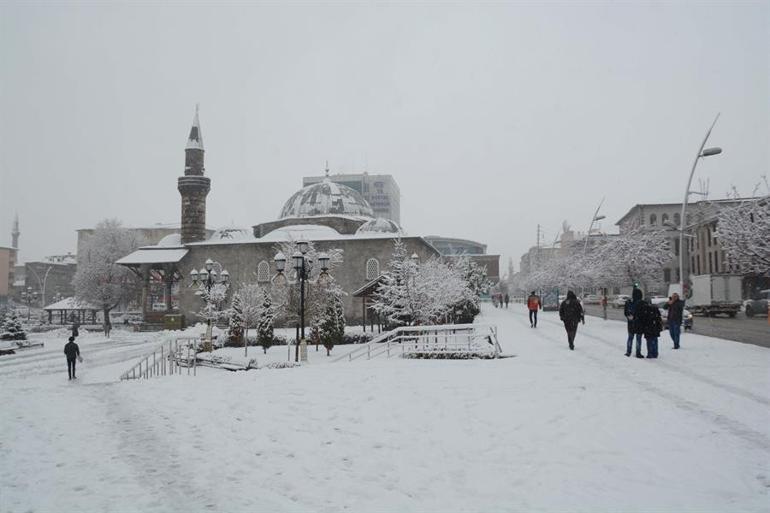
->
xmin=177 ymin=105 xmax=210 ymax=244
xmin=11 ymin=212 xmax=19 ymax=249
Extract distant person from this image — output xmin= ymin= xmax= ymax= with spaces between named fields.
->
xmin=71 ymin=320 xmax=80 ymax=339
xmin=64 ymin=336 xmax=81 ymax=380
xmin=624 ymin=287 xmax=645 ymax=358
xmin=527 ymin=291 xmax=542 ymax=328
xmin=504 ymin=293 xmax=510 ymax=309
xmin=638 ymin=300 xmax=663 ymax=359
xmin=559 ymin=290 xmax=584 ymax=350
xmin=663 ymin=293 xmax=684 ymax=349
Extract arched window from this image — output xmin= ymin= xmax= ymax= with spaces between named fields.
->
xmin=365 ymin=258 xmax=380 ymax=280
xmin=257 ymin=260 xmax=270 ymax=282
xmin=662 ymin=213 xmax=669 ymax=225
xmin=649 ymin=214 xmax=657 ymax=226
xmin=673 ymin=213 xmax=681 ymax=226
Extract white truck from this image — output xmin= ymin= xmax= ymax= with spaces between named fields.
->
xmin=687 ymin=274 xmax=743 ymax=317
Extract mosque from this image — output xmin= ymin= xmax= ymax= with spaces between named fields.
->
xmin=117 ymin=109 xmax=497 ymax=328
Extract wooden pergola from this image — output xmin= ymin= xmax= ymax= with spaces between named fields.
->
xmin=43 ymin=297 xmax=98 ymax=325
xmin=352 ymin=275 xmax=387 ymax=334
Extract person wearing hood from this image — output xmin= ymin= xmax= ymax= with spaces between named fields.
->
xmin=558 ymin=290 xmax=584 ymax=350
xmin=623 ymin=287 xmax=645 ymax=358
xmin=637 ymin=299 xmax=663 ymax=358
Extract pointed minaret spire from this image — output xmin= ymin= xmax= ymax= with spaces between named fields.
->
xmin=11 ymin=212 xmax=19 ymax=249
xmin=186 ymin=103 xmax=204 ymax=151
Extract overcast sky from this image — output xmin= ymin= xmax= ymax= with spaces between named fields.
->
xmin=1 ymin=1 xmax=767 ymax=271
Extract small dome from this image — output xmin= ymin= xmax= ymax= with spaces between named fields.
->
xmin=280 ymin=179 xmax=374 ymax=219
xmin=157 ymin=233 xmax=182 ymax=247
xmin=208 ymin=227 xmax=254 ymax=242
xmin=260 ymin=224 xmax=341 ymax=242
xmin=356 ymin=218 xmax=402 ymax=235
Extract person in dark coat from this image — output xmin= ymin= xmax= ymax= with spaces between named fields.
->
xmin=663 ymin=292 xmax=685 ymax=349
xmin=559 ymin=290 xmax=584 ymax=350
xmin=64 ymin=336 xmax=81 ymax=380
xmin=504 ymin=293 xmax=510 ymax=309
xmin=637 ymin=300 xmax=663 ymax=358
xmin=624 ymin=287 xmax=645 ymax=358
xmin=71 ymin=321 xmax=80 ymax=339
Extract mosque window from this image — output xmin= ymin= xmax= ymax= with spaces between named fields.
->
xmin=257 ymin=260 xmax=270 ymax=282
xmin=649 ymin=214 xmax=657 ymax=226
xmin=366 ymin=258 xmax=380 ymax=280
xmin=662 ymin=213 xmax=669 ymax=224
xmin=674 ymin=213 xmax=681 ymax=226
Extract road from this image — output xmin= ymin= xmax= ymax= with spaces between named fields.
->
xmin=582 ymin=304 xmax=770 ymax=349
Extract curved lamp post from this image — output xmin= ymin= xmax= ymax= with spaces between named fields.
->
xmin=677 ymin=114 xmax=722 ymax=299
xmin=20 ymin=286 xmax=39 ymax=321
xmin=274 ymin=243 xmax=331 ymax=362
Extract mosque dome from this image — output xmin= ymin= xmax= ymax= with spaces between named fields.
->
xmin=280 ymin=179 xmax=374 ymax=219
xmin=355 ymin=218 xmax=402 ymax=235
xmin=208 ymin=227 xmax=255 ymax=242
xmin=157 ymin=233 xmax=183 ymax=247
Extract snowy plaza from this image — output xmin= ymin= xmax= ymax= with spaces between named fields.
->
xmin=1 ymin=304 xmax=768 ymax=512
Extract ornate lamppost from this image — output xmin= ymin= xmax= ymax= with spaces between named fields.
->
xmin=20 ymin=286 xmax=39 ymax=321
xmin=273 ymin=242 xmax=331 ymax=362
xmin=189 ymin=258 xmax=230 ymax=351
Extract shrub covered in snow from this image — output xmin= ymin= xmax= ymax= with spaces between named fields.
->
xmin=0 ymin=311 xmax=27 ymax=341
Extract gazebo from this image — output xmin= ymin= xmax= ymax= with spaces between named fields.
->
xmin=352 ymin=275 xmax=387 ymax=333
xmin=43 ymin=297 xmax=98 ymax=325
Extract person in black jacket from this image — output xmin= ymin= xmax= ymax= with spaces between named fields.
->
xmin=64 ymin=336 xmax=80 ymax=380
xmin=624 ymin=287 xmax=645 ymax=358
xmin=663 ymin=293 xmax=684 ymax=349
xmin=559 ymin=290 xmax=584 ymax=350
xmin=637 ymin=300 xmax=663 ymax=359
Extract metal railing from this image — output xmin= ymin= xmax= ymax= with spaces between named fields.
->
xmin=119 ymin=337 xmax=201 ymax=380
xmin=333 ymin=323 xmax=501 ymax=362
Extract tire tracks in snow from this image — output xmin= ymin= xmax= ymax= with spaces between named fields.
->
xmin=507 ymin=310 xmax=770 ymax=452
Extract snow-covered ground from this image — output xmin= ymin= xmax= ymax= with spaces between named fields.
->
xmin=1 ymin=306 xmax=768 ymax=512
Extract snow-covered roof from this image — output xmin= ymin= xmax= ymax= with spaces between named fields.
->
xmin=208 ymin=227 xmax=256 ymax=242
xmin=186 ymin=105 xmax=204 ymax=150
xmin=260 ymin=224 xmax=342 ymax=242
xmin=44 ymin=297 xmax=98 ymax=311
xmin=116 ymin=248 xmax=189 ymax=265
xmin=356 ymin=218 xmax=403 ymax=235
xmin=279 ymin=179 xmax=374 ymax=219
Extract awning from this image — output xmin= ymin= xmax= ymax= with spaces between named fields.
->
xmin=352 ymin=275 xmax=387 ymax=297
xmin=116 ymin=248 xmax=189 ymax=266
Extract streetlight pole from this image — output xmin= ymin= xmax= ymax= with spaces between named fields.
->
xmin=189 ymin=258 xmax=230 ymax=352
xmin=678 ymin=113 xmax=722 ymax=299
xmin=21 ymin=286 xmax=38 ymax=321
xmin=583 ymin=197 xmax=606 ymax=254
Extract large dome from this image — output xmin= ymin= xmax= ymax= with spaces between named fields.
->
xmin=280 ymin=179 xmax=374 ymax=219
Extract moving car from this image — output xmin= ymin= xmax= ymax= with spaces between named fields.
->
xmin=650 ymin=297 xmax=693 ymax=330
xmin=744 ymin=289 xmax=770 ymax=318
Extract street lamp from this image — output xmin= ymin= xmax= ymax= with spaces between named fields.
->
xmin=273 ymin=242 xmax=332 ymax=362
xmin=677 ymin=113 xmax=722 ymax=299
xmin=20 ymin=286 xmax=39 ymax=321
xmin=190 ymin=258 xmax=230 ymax=351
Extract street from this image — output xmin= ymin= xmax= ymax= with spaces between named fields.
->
xmin=582 ymin=304 xmax=770 ymax=349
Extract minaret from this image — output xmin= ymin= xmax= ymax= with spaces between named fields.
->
xmin=11 ymin=212 xmax=19 ymax=249
xmin=177 ymin=105 xmax=211 ymax=244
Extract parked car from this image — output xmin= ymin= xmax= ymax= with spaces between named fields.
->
xmin=583 ymin=294 xmax=602 ymax=305
xmin=611 ymin=294 xmax=630 ymax=308
xmin=650 ymin=297 xmax=693 ymax=330
xmin=744 ymin=289 xmax=770 ymax=318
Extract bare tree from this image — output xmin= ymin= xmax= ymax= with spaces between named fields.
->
xmin=72 ymin=219 xmax=144 ymax=337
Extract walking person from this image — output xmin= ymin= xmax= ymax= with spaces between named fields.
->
xmin=638 ymin=300 xmax=663 ymax=358
xmin=624 ymin=287 xmax=645 ymax=358
xmin=527 ymin=291 xmax=542 ymax=328
xmin=663 ymin=293 xmax=684 ymax=349
xmin=559 ymin=291 xmax=584 ymax=350
xmin=64 ymin=336 xmax=81 ymax=380
xmin=71 ymin=320 xmax=80 ymax=339
xmin=504 ymin=293 xmax=510 ymax=309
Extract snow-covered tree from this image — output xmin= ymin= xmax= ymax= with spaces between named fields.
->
xmin=0 ymin=311 xmax=26 ymax=341
xmin=257 ymin=288 xmax=275 ymax=354
xmin=592 ymin=227 xmax=671 ymax=292
xmin=235 ymin=283 xmax=265 ymax=357
xmin=715 ymin=194 xmax=770 ymax=275
xmin=319 ymin=286 xmax=345 ymax=356
xmin=72 ymin=219 xmax=144 ymax=337
xmin=227 ymin=293 xmax=245 ymax=346
xmin=371 ymin=239 xmax=419 ymax=326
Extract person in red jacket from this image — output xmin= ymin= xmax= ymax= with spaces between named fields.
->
xmin=527 ymin=291 xmax=542 ymax=328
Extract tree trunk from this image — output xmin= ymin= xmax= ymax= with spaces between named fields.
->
xmin=103 ymin=307 xmax=112 ymax=338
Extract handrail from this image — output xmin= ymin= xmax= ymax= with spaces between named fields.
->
xmin=119 ymin=337 xmax=201 ymax=380
xmin=334 ymin=323 xmax=500 ymax=363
